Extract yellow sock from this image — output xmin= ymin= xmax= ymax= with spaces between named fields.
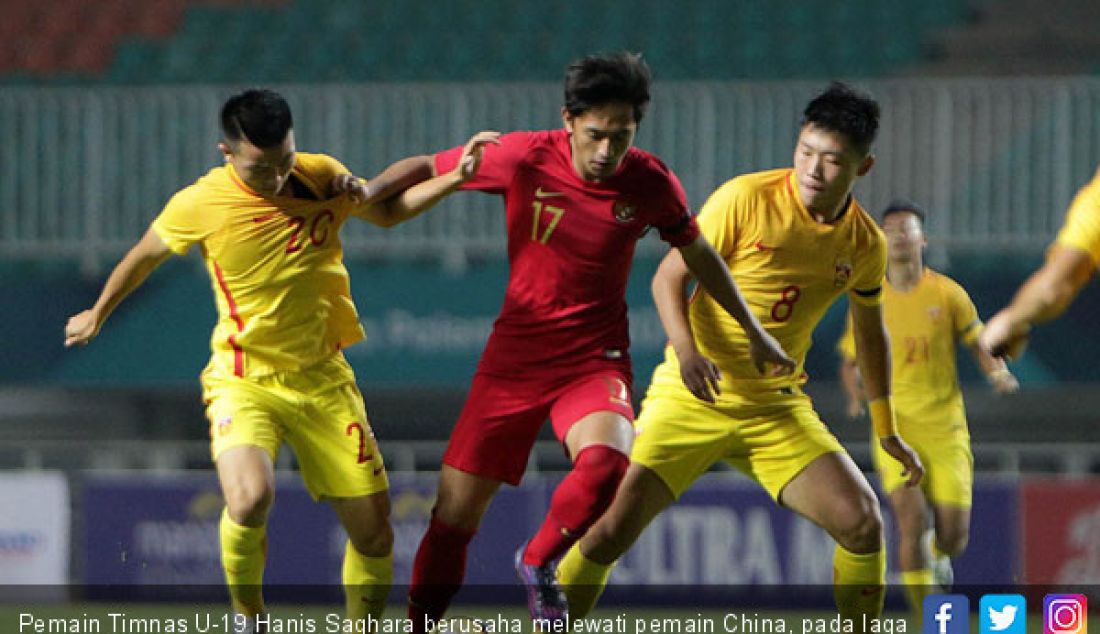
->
xmin=556 ymin=542 xmax=615 ymax=619
xmin=833 ymin=546 xmax=886 ymax=625
xmin=219 ymin=508 xmax=266 ymax=616
xmin=900 ymin=569 xmax=935 ymax=616
xmin=343 ymin=541 xmax=392 ymax=621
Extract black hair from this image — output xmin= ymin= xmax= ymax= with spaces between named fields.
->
xmin=801 ymin=82 xmax=880 ymax=154
xmin=881 ymin=198 xmax=927 ymax=225
xmin=564 ymin=52 xmax=651 ymax=124
xmin=220 ymin=89 xmax=293 ymax=149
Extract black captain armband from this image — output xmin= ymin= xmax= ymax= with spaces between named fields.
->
xmin=853 ymin=286 xmax=882 ymax=298
xmin=659 ymin=215 xmax=694 ymax=236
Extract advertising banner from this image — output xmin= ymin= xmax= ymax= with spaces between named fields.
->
xmin=1021 ymin=478 xmax=1100 ymax=584
xmin=83 ymin=471 xmax=1020 ymax=607
xmin=0 ymin=472 xmax=69 ymax=585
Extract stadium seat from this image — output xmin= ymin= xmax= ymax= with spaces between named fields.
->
xmin=0 ymin=0 xmax=974 ymax=82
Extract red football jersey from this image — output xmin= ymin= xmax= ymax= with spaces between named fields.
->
xmin=435 ymin=129 xmax=699 ymax=375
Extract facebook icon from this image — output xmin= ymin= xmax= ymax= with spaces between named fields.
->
xmin=924 ymin=594 xmax=970 ymax=634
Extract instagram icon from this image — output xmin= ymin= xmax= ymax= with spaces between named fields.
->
xmin=1045 ymin=594 xmax=1088 ymax=634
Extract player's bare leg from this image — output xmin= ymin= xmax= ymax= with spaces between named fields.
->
xmin=408 ymin=466 xmax=501 ymax=632
xmin=930 ymin=502 xmax=970 ymax=586
xmin=779 ymin=451 xmax=885 ymax=628
xmin=886 ymin=486 xmax=936 ymax=612
xmin=558 ymin=463 xmax=676 ymax=618
xmin=516 ymin=411 xmax=633 ymax=626
xmin=216 ymin=446 xmax=276 ymax=628
xmin=330 ymin=492 xmax=394 ymax=621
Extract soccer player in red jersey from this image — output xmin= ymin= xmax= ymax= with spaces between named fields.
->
xmin=398 ymin=52 xmax=794 ymax=631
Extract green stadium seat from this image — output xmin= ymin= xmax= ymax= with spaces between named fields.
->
xmin=0 ymin=0 xmax=973 ymax=83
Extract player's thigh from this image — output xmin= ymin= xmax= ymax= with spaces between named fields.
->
xmin=443 ymin=373 xmax=553 ymax=486
xmin=204 ymin=376 xmax=285 ymax=465
xmin=733 ymin=398 xmax=848 ymax=503
xmin=780 ymin=451 xmax=880 ymax=540
xmin=287 ymin=381 xmax=389 ymax=501
xmin=931 ymin=503 xmax=971 ymax=556
xmin=629 ymin=390 xmax=735 ymax=499
xmin=552 ymin=372 xmax=635 ymax=456
xmin=925 ymin=440 xmax=973 ymax=554
xmin=584 ymin=463 xmax=676 ymax=563
xmin=330 ymin=491 xmax=393 ymax=557
xmin=778 ymin=405 xmax=880 ymax=539
xmin=216 ymin=445 xmax=277 ymax=524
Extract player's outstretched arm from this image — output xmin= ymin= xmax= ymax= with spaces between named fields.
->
xmin=342 ymin=131 xmax=500 ymax=228
xmin=979 ymin=244 xmax=1094 ymax=358
xmin=676 ymin=236 xmax=795 ymax=377
xmin=850 ymin=300 xmax=924 ymax=486
xmin=331 ymin=154 xmax=434 ymax=215
xmin=64 ymin=227 xmax=172 ymax=347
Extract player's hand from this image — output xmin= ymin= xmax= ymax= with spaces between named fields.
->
xmin=988 ymin=369 xmax=1020 ymax=395
xmin=979 ymin=311 xmax=1029 ymax=360
xmin=330 ymin=173 xmax=373 ymax=204
xmin=879 ymin=435 xmax=924 ymax=487
xmin=676 ymin=347 xmax=722 ymax=403
xmin=64 ymin=309 xmax=101 ymax=347
xmin=747 ymin=330 xmax=796 ymax=377
xmin=845 ymin=399 xmax=865 ymax=420
xmin=452 ymin=131 xmax=501 ymax=182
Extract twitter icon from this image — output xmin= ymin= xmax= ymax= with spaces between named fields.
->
xmin=981 ymin=594 xmax=1026 ymax=634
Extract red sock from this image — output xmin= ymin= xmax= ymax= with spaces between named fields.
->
xmin=408 ymin=516 xmax=475 ymax=633
xmin=523 ymin=444 xmax=629 ymax=566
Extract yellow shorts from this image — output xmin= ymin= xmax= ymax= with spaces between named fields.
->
xmin=873 ymin=427 xmax=972 ymax=508
xmin=202 ymin=353 xmax=388 ymax=501
xmin=631 ymin=383 xmax=845 ymax=501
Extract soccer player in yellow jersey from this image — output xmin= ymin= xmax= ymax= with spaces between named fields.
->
xmin=981 ymin=167 xmax=1100 ymax=358
xmin=62 ymin=89 xmax=496 ymax=630
xmin=557 ymin=83 xmax=923 ymax=626
xmin=836 ymin=199 xmax=1018 ymax=613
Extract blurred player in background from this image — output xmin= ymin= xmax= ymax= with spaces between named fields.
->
xmin=558 ymin=82 xmax=923 ymax=627
xmin=63 ymin=88 xmax=496 ymax=631
xmin=836 ymin=199 xmax=1017 ymax=613
xmin=980 ymin=168 xmax=1100 ymax=357
xmin=396 ymin=52 xmax=793 ymax=632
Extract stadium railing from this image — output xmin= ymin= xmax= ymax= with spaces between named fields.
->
xmin=3 ymin=78 xmax=1099 ymax=271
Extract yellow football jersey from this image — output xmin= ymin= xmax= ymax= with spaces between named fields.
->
xmin=837 ymin=269 xmax=980 ymax=436
xmin=1055 ymin=167 xmax=1100 ymax=266
xmin=651 ymin=168 xmax=886 ymax=396
xmin=152 ymin=153 xmax=366 ymax=378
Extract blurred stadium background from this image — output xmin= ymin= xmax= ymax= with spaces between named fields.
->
xmin=2 ymin=0 xmax=1100 ymax=616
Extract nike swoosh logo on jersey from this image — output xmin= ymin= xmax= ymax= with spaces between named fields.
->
xmin=535 ymin=187 xmax=565 ymax=198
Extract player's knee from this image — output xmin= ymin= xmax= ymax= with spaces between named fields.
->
xmin=832 ymin=496 xmax=883 ymax=553
xmin=348 ymin=522 xmax=394 ymax=558
xmin=224 ymin=482 xmax=274 ymax=525
xmin=935 ymin=528 xmax=969 ymax=558
xmin=575 ymin=445 xmax=629 ymax=510
xmin=430 ymin=497 xmax=484 ymax=533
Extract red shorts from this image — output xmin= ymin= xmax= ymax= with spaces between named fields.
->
xmin=443 ymin=369 xmax=635 ymax=485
